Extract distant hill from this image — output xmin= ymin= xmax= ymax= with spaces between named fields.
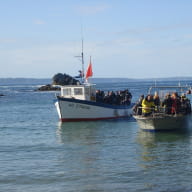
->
xmin=92 ymin=77 xmax=192 ymax=83
xmin=1 ymin=76 xmax=192 ymax=85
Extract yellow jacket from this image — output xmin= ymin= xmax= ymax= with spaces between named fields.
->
xmin=142 ymin=99 xmax=155 ymax=114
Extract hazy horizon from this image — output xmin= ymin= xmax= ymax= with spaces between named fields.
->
xmin=1 ymin=76 xmax=192 ymax=81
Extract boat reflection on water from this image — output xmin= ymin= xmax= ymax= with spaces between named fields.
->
xmin=56 ymin=121 xmax=105 ymax=145
xmin=136 ymin=127 xmax=192 ymax=169
xmin=55 ymin=122 xmax=104 ymax=192
xmin=56 ymin=120 xmax=135 ymax=144
xmin=137 ymin=128 xmax=191 ymax=147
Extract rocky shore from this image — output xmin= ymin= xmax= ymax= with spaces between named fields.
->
xmin=36 ymin=84 xmax=61 ymax=91
xmin=36 ymin=73 xmax=80 ymax=91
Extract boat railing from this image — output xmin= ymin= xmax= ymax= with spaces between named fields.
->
xmin=135 ymin=106 xmax=165 ymax=113
xmin=134 ymin=106 xmax=190 ymax=117
xmin=148 ymin=85 xmax=192 ymax=95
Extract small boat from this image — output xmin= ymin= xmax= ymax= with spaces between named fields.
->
xmin=55 ymin=83 xmax=133 ymax=122
xmin=55 ymin=43 xmax=133 ymax=122
xmin=133 ymin=85 xmax=191 ymax=131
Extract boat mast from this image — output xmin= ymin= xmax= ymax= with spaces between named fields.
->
xmin=81 ymin=38 xmax=85 ymax=83
xmin=75 ymin=37 xmax=85 ymax=83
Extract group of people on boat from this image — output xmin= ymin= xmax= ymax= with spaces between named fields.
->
xmin=96 ymin=89 xmax=132 ymax=105
xmin=133 ymin=92 xmax=191 ymax=116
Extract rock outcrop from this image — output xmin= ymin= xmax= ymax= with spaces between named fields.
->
xmin=37 ymin=73 xmax=80 ymax=91
xmin=37 ymin=84 xmax=60 ymax=91
xmin=52 ymin=73 xmax=80 ymax=85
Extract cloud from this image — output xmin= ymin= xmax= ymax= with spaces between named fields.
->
xmin=33 ymin=19 xmax=46 ymax=25
xmin=0 ymin=42 xmax=86 ymax=78
xmin=183 ymin=34 xmax=192 ymax=40
xmin=2 ymin=35 xmax=192 ymax=78
xmin=120 ymin=23 xmax=192 ymax=36
xmin=75 ymin=4 xmax=109 ymax=15
xmin=0 ymin=38 xmax=17 ymax=43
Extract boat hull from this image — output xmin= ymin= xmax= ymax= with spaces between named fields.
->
xmin=133 ymin=114 xmax=189 ymax=131
xmin=55 ymin=97 xmax=133 ymax=122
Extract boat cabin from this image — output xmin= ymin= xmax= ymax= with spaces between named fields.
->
xmin=60 ymin=83 xmax=96 ymax=101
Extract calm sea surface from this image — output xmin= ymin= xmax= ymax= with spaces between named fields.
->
xmin=1 ymin=78 xmax=192 ymax=192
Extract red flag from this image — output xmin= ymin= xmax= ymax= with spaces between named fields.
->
xmin=85 ymin=58 xmax=93 ymax=80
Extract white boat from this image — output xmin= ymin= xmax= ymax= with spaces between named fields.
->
xmin=133 ymin=85 xmax=191 ymax=131
xmin=55 ymin=42 xmax=133 ymax=122
xmin=55 ymin=83 xmax=133 ymax=122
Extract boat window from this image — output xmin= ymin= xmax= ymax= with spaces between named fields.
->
xmin=74 ymin=88 xmax=83 ymax=95
xmin=85 ymin=88 xmax=90 ymax=95
xmin=63 ymin=88 xmax=71 ymax=95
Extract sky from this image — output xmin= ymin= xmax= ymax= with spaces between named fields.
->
xmin=1 ymin=0 xmax=192 ymax=79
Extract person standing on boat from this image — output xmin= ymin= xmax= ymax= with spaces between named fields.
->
xmin=180 ymin=94 xmax=191 ymax=114
xmin=171 ymin=92 xmax=181 ymax=114
xmin=141 ymin=95 xmax=155 ymax=116
xmin=162 ymin=94 xmax=172 ymax=114
xmin=133 ymin=94 xmax=144 ymax=115
xmin=153 ymin=92 xmax=160 ymax=112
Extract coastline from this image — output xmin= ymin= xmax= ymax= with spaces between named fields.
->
xmin=1 ymin=76 xmax=192 ymax=83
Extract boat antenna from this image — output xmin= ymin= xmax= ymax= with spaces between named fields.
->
xmin=75 ymin=35 xmax=85 ymax=83
xmin=81 ymin=37 xmax=85 ymax=83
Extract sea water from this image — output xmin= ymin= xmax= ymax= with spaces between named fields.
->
xmin=1 ymin=78 xmax=192 ymax=192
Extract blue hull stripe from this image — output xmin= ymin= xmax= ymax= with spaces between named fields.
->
xmin=57 ymin=97 xmax=134 ymax=109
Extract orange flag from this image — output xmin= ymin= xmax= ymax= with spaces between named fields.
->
xmin=85 ymin=57 xmax=93 ymax=80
